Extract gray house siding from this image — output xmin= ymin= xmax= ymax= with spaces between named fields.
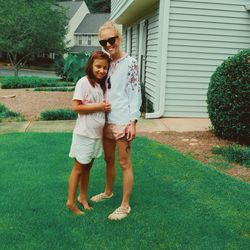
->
xmin=121 ymin=29 xmax=126 ymax=51
xmin=165 ymin=0 xmax=250 ymax=117
xmin=144 ymin=10 xmax=160 ymax=110
xmin=131 ymin=25 xmax=138 ymax=59
xmin=111 ymin=0 xmax=250 ymax=118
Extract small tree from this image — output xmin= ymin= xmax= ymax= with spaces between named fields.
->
xmin=0 ymin=0 xmax=68 ymax=76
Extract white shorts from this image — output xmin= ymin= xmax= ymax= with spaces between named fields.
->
xmin=69 ymin=134 xmax=102 ymax=164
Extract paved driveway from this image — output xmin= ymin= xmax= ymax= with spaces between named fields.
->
xmin=0 ymin=68 xmax=59 ymax=78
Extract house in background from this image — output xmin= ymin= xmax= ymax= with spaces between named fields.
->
xmin=71 ymin=13 xmax=110 ymax=53
xmin=59 ymin=1 xmax=110 ymax=53
xmin=59 ymin=1 xmax=89 ymax=48
xmin=111 ymin=0 xmax=250 ymax=118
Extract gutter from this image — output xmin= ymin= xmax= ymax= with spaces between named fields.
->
xmin=145 ymin=0 xmax=171 ymax=118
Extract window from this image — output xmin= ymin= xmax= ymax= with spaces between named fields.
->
xmin=88 ymin=35 xmax=91 ymax=45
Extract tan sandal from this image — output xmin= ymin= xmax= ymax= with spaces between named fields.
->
xmin=108 ymin=206 xmax=131 ymax=220
xmin=90 ymin=192 xmax=114 ymax=202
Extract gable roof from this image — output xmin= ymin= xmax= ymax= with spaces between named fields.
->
xmin=70 ymin=45 xmax=101 ymax=53
xmin=74 ymin=13 xmax=110 ymax=34
xmin=58 ymin=1 xmax=84 ymax=19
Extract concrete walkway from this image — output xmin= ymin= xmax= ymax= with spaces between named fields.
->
xmin=0 ymin=118 xmax=211 ymax=134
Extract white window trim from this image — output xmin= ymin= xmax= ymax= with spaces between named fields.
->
xmin=126 ymin=27 xmax=132 ymax=55
xmin=138 ymin=20 xmax=146 ymax=83
xmin=145 ymin=0 xmax=170 ymax=119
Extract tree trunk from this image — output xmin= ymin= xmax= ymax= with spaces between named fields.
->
xmin=14 ymin=67 xmax=19 ymax=77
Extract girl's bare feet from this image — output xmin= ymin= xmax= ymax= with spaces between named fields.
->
xmin=66 ymin=201 xmax=84 ymax=215
xmin=77 ymin=197 xmax=93 ymax=210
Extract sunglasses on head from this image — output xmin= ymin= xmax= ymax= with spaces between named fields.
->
xmin=99 ymin=36 xmax=118 ymax=47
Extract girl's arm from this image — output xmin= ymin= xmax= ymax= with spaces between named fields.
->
xmin=72 ymin=100 xmax=111 ymax=114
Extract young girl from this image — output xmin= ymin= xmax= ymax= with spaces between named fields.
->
xmin=66 ymin=51 xmax=111 ymax=215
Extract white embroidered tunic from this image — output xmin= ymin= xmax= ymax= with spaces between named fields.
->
xmin=105 ymin=54 xmax=142 ymax=125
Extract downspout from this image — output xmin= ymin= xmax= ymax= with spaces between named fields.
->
xmin=145 ymin=0 xmax=171 ymax=118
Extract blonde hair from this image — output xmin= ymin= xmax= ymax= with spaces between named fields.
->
xmin=98 ymin=20 xmax=122 ymax=38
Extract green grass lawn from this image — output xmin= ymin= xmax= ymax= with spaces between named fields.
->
xmin=0 ymin=133 xmax=249 ymax=249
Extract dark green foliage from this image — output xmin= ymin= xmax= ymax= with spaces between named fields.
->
xmin=1 ymin=76 xmax=74 ymax=89
xmin=140 ymin=82 xmax=154 ymax=113
xmin=40 ymin=109 xmax=77 ymax=120
xmin=84 ymin=0 xmax=110 ymax=13
xmin=0 ymin=103 xmax=23 ymax=121
xmin=0 ymin=0 xmax=68 ymax=76
xmin=54 ymin=54 xmax=66 ymax=80
xmin=63 ymin=52 xmax=90 ymax=83
xmin=212 ymin=145 xmax=250 ymax=168
xmin=207 ymin=49 xmax=250 ymax=144
xmin=34 ymin=87 xmax=74 ymax=92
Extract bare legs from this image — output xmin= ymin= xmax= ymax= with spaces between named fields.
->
xmin=102 ymin=137 xmax=134 ymax=209
xmin=66 ymin=159 xmax=93 ymax=215
xmin=117 ymin=140 xmax=133 ymax=209
xmin=103 ymin=137 xmax=116 ymax=196
xmin=78 ymin=160 xmax=93 ymax=210
xmin=78 ymin=136 xmax=134 ymax=219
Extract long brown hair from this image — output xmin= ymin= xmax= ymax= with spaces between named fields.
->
xmin=85 ymin=51 xmax=110 ymax=93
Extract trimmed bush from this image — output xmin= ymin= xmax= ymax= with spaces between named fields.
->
xmin=207 ymin=49 xmax=250 ymax=144
xmin=34 ymin=87 xmax=74 ymax=92
xmin=1 ymin=76 xmax=74 ymax=89
xmin=40 ymin=109 xmax=77 ymax=120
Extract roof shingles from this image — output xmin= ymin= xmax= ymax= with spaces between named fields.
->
xmin=75 ymin=13 xmax=110 ymax=34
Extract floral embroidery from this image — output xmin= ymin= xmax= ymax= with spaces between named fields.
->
xmin=128 ymin=59 xmax=139 ymax=91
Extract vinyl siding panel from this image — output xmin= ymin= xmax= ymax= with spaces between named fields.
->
xmin=144 ymin=10 xmax=160 ymax=108
xmin=165 ymin=0 xmax=250 ymax=117
xmin=111 ymin=0 xmax=125 ymax=15
xmin=121 ymin=29 xmax=126 ymax=51
xmin=111 ymin=0 xmax=250 ymax=118
xmin=131 ymin=25 xmax=138 ymax=59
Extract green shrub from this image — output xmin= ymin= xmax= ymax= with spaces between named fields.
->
xmin=212 ymin=145 xmax=250 ymax=168
xmin=1 ymin=76 xmax=74 ymax=89
xmin=54 ymin=54 xmax=66 ymax=80
xmin=140 ymin=82 xmax=154 ymax=113
xmin=40 ymin=109 xmax=77 ymax=120
xmin=34 ymin=87 xmax=74 ymax=92
xmin=0 ymin=104 xmax=24 ymax=121
xmin=207 ymin=49 xmax=250 ymax=144
xmin=63 ymin=52 xmax=90 ymax=82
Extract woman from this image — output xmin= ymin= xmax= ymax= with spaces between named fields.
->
xmin=89 ymin=21 xmax=142 ymax=220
